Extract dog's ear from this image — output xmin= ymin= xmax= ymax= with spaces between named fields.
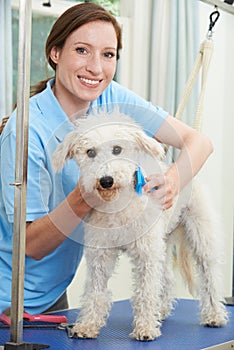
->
xmin=130 ymin=128 xmax=165 ymax=159
xmin=52 ymin=132 xmax=77 ymax=172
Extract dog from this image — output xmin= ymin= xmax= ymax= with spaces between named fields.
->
xmin=52 ymin=110 xmax=228 ymax=341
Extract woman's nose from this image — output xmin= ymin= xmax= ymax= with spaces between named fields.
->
xmin=86 ymin=54 xmax=102 ymax=75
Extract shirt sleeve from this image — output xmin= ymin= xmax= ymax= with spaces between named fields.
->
xmin=1 ymin=129 xmax=52 ymax=224
xmin=93 ymin=81 xmax=169 ymax=137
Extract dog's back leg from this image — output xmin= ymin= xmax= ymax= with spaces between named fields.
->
xmin=181 ymin=188 xmax=228 ymax=327
xmin=71 ymin=248 xmax=119 ymax=338
xmin=159 ymin=233 xmax=177 ymax=319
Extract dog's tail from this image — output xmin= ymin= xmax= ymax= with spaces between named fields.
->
xmin=173 ymin=226 xmax=196 ymax=296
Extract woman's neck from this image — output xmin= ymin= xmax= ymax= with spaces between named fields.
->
xmin=52 ymin=83 xmax=90 ymax=121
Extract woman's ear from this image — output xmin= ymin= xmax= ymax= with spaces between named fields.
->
xmin=50 ymin=46 xmax=60 ymax=65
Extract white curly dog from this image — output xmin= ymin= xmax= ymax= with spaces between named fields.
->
xmin=52 ymin=111 xmax=228 ymax=341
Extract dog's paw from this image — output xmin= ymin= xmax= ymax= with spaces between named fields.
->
xmin=201 ymin=306 xmax=229 ymax=328
xmin=130 ymin=326 xmax=161 ymax=341
xmin=71 ymin=322 xmax=99 ymax=339
xmin=202 ymin=316 xmax=228 ymax=328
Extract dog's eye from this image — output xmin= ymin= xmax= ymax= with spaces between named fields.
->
xmin=87 ymin=148 xmax=96 ymax=158
xmin=112 ymin=145 xmax=122 ymax=155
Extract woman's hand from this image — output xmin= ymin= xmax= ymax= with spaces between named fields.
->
xmin=150 ymin=115 xmax=213 ymax=210
xmin=77 ymin=181 xmax=104 ymax=209
xmin=143 ymin=167 xmax=180 ymax=210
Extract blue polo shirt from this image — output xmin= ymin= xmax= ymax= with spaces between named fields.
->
xmin=0 ymin=79 xmax=168 ymax=314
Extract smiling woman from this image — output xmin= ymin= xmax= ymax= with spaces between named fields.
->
xmin=49 ymin=20 xmax=118 ymax=116
xmin=10 ymin=0 xmax=121 ymax=105
xmin=1 ymin=2 xmax=158 ymax=315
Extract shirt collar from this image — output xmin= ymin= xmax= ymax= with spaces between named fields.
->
xmin=35 ymin=78 xmax=75 ymax=142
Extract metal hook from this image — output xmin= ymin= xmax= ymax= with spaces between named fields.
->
xmin=207 ymin=6 xmax=220 ymax=39
xmin=209 ymin=8 xmax=220 ymax=31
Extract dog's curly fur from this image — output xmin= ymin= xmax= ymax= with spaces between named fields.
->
xmin=52 ymin=111 xmax=228 ymax=341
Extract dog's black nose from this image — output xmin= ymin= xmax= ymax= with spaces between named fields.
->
xmin=99 ymin=176 xmax=114 ymax=189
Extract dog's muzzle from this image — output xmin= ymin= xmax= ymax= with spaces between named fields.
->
xmin=96 ymin=176 xmax=117 ymax=201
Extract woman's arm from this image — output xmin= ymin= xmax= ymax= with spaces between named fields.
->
xmin=26 ymin=184 xmax=91 ymax=260
xmin=143 ymin=115 xmax=214 ymax=209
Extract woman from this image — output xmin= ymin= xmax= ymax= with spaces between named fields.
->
xmin=0 ymin=3 xmax=213 ymax=315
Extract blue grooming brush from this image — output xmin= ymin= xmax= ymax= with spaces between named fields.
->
xmin=135 ymin=165 xmax=146 ymax=196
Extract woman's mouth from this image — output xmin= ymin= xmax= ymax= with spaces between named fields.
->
xmin=78 ymin=76 xmax=102 ymax=87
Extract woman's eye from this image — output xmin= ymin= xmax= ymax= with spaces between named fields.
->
xmin=104 ymin=52 xmax=116 ymax=59
xmin=112 ymin=146 xmax=122 ymax=155
xmin=76 ymin=47 xmax=87 ymax=55
xmin=87 ymin=148 xmax=96 ymax=158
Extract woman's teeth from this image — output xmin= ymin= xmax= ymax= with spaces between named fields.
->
xmin=79 ymin=77 xmax=100 ymax=85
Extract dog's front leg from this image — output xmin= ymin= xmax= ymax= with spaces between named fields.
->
xmin=128 ymin=229 xmax=166 ymax=341
xmin=71 ymin=247 xmax=118 ymax=339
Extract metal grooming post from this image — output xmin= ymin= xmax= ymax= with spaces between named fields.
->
xmin=6 ymin=0 xmax=31 ymax=343
xmin=4 ymin=0 xmax=49 ymax=348
xmin=9 ymin=0 xmax=32 ymax=342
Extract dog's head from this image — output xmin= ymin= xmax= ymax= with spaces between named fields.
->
xmin=52 ymin=111 xmax=165 ymax=202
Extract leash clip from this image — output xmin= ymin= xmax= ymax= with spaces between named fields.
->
xmin=207 ymin=7 xmax=220 ymax=39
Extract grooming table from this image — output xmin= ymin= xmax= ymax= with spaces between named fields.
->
xmin=0 ymin=299 xmax=233 ymax=350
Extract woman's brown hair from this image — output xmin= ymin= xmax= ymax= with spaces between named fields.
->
xmin=31 ymin=2 xmax=122 ymax=96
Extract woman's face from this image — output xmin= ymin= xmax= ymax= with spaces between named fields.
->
xmin=50 ymin=20 xmax=118 ymax=116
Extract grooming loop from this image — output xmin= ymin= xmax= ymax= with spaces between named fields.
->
xmin=166 ymin=6 xmax=221 ymax=143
